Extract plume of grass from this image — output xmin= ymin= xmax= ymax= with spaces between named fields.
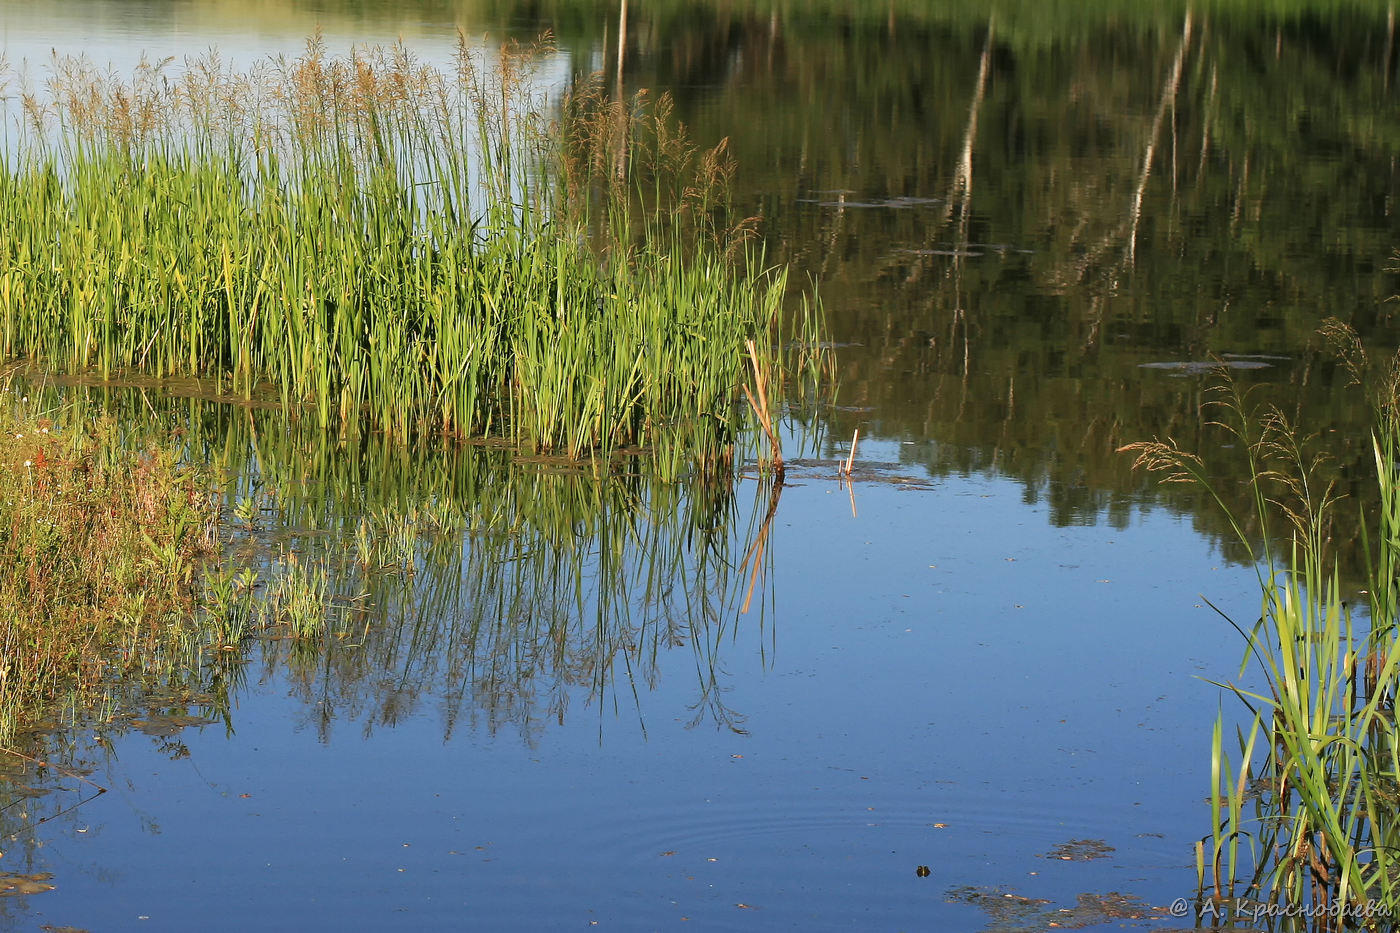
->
xmin=1123 ymin=338 xmax=1400 ymax=921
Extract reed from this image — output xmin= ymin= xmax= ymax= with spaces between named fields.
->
xmin=1123 ymin=328 xmax=1400 ymax=924
xmin=0 ymin=37 xmax=828 ymax=470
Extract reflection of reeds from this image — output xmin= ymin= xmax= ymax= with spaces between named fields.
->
xmin=4 ymin=379 xmax=782 ymax=744
xmin=0 ymin=388 xmax=221 ymax=746
xmin=739 ymin=477 xmax=782 ymax=615
xmin=0 ymin=36 xmax=825 ymax=470
xmin=1124 ymin=330 xmax=1400 ymax=924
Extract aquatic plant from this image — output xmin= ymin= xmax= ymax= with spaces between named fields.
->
xmin=0 ymin=36 xmax=828 ymax=472
xmin=1122 ymin=325 xmax=1400 ymax=924
xmin=0 ymin=375 xmax=220 ymax=744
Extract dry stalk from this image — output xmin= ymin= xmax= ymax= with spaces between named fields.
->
xmin=841 ymin=428 xmax=859 ymax=476
xmin=742 ymin=338 xmax=783 ymax=482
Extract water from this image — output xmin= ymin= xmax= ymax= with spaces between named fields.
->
xmin=2 ymin=3 xmax=1398 ymax=930
xmin=6 ymin=475 xmax=1251 ymax=931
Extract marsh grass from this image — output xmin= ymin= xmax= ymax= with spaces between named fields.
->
xmin=1123 ymin=323 xmax=1400 ymax=924
xmin=0 ymin=380 xmax=220 ymax=744
xmin=0 ymin=377 xmax=378 ymax=745
xmin=0 ymin=36 xmax=829 ymax=471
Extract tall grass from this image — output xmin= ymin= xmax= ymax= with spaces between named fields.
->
xmin=0 ymin=37 xmax=828 ymax=470
xmin=1122 ymin=323 xmax=1400 ymax=924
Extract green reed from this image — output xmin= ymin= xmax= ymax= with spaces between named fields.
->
xmin=1124 ymin=324 xmax=1400 ymax=925
xmin=0 ymin=37 xmax=827 ymax=469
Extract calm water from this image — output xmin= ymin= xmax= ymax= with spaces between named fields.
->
xmin=2 ymin=3 xmax=1398 ymax=930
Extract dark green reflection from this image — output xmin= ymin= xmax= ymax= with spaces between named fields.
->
xmin=535 ymin=1 xmax=1399 ymax=571
xmin=6 ymin=0 xmax=1394 ymax=557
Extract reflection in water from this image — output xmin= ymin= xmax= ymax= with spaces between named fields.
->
xmin=260 ymin=461 xmax=781 ymax=744
xmin=0 ymin=379 xmax=790 ymax=911
xmin=1 ymin=1 xmax=1394 ymax=554
xmin=589 ymin=3 xmax=1400 ymax=574
xmin=4 ymin=381 xmax=784 ymax=745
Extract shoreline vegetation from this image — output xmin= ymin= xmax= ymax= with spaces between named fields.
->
xmin=0 ymin=386 xmax=221 ymax=744
xmin=1124 ymin=318 xmax=1400 ymax=927
xmin=0 ymin=34 xmax=829 ymax=469
xmin=0 ymin=36 xmax=826 ymax=744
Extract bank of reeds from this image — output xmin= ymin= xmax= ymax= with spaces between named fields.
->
xmin=0 ymin=37 xmax=827 ymax=469
xmin=1122 ymin=323 xmax=1400 ymax=925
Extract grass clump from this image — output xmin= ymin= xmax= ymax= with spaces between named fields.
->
xmin=0 ymin=383 xmax=220 ymax=743
xmin=1122 ymin=322 xmax=1400 ymax=924
xmin=0 ymin=37 xmax=828 ymax=471
xmin=0 ymin=385 xmax=398 ymax=745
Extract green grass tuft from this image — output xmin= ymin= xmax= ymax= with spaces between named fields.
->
xmin=0 ymin=37 xmax=829 ymax=471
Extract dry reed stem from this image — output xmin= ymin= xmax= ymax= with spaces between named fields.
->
xmin=842 ymin=428 xmax=859 ymax=476
xmin=743 ymin=338 xmax=783 ymax=479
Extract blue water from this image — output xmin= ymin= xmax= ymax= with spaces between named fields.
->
xmin=10 ymin=475 xmax=1255 ymax=931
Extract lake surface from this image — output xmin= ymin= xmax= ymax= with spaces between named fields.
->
xmin=1 ymin=2 xmax=1398 ymax=930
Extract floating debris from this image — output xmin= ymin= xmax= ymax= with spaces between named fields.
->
xmin=947 ymin=884 xmax=1169 ymax=931
xmin=1043 ymin=838 xmax=1115 ymax=861
xmin=130 ymin=714 xmax=217 ymax=737
xmin=7 ymin=785 xmax=52 ymax=799
xmin=0 ymin=871 xmax=55 ymax=897
xmin=798 ymin=194 xmax=943 ymax=209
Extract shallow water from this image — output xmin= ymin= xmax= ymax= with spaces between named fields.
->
xmin=2 ymin=2 xmax=1398 ymax=930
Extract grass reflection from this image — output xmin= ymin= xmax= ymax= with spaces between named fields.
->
xmin=0 ymin=377 xmax=786 ymax=750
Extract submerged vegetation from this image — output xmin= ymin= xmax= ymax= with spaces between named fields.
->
xmin=0 ymin=36 xmax=827 ymax=468
xmin=1124 ymin=321 xmax=1400 ymax=925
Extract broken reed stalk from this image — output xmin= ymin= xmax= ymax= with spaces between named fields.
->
xmin=742 ymin=338 xmax=784 ymax=482
xmin=842 ymin=428 xmax=859 ymax=476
